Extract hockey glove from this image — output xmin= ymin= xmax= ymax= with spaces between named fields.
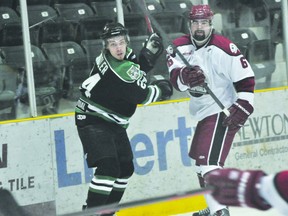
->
xmin=150 ymin=76 xmax=173 ymax=101
xmin=205 ymin=168 xmax=271 ymax=210
xmin=179 ymin=66 xmax=205 ymax=88
xmin=140 ymin=33 xmax=164 ymax=66
xmin=222 ymin=99 xmax=253 ymax=130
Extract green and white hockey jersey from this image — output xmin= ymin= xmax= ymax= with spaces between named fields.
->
xmin=75 ymin=48 xmax=161 ymax=128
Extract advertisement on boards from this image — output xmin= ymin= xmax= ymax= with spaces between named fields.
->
xmin=1 ymin=90 xmax=288 ymax=215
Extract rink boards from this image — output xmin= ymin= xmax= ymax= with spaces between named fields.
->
xmin=0 ymin=88 xmax=288 ymax=215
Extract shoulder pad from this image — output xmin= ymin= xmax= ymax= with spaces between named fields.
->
xmin=173 ymin=34 xmax=191 ymax=47
xmin=209 ymin=34 xmax=241 ymax=56
xmin=115 ymin=61 xmax=143 ymax=82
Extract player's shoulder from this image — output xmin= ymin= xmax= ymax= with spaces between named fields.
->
xmin=173 ymin=34 xmax=191 ymax=47
xmin=208 ymin=32 xmax=241 ymax=56
xmin=111 ymin=58 xmax=143 ymax=83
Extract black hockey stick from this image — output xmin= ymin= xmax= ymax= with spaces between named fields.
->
xmin=62 ymin=186 xmax=213 ymax=216
xmin=137 ymin=0 xmax=230 ymax=116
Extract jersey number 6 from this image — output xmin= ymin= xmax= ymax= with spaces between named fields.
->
xmin=240 ymin=57 xmax=249 ymax=69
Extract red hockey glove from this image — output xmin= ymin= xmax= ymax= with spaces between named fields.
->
xmin=205 ymin=168 xmax=271 ymax=210
xmin=223 ymin=99 xmax=253 ymax=130
xmin=179 ymin=66 xmax=205 ymax=88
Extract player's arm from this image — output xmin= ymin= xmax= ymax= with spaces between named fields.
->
xmin=206 ymin=168 xmax=288 ymax=215
xmin=149 ymin=75 xmax=173 ymax=101
xmin=167 ymin=47 xmax=187 ymax=92
xmin=167 ymin=47 xmax=206 ymax=92
xmin=222 ymin=50 xmax=255 ymax=130
xmin=130 ymin=73 xmax=173 ymax=104
xmin=114 ymin=64 xmax=172 ymax=105
xmin=170 ymin=65 xmax=206 ymax=91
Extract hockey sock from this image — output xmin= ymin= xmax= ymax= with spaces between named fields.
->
xmin=204 ymin=193 xmax=227 ymax=214
xmin=201 ymin=169 xmax=226 ymax=214
xmin=197 ymin=172 xmax=227 ymax=213
xmin=86 ymin=174 xmax=116 ymax=207
xmin=85 ymin=157 xmax=121 ymax=207
xmin=106 ymin=177 xmax=130 ymax=204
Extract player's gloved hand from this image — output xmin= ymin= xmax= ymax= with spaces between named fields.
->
xmin=150 ymin=75 xmax=173 ymax=101
xmin=179 ymin=65 xmax=205 ymax=88
xmin=141 ymin=33 xmax=163 ymax=66
xmin=222 ymin=99 xmax=253 ymax=130
xmin=205 ymin=168 xmax=271 ymax=210
xmin=145 ymin=33 xmax=163 ymax=55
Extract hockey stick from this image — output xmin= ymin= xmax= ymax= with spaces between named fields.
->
xmin=62 ymin=186 xmax=213 ymax=216
xmin=139 ymin=0 xmax=154 ymax=33
xmin=137 ymin=0 xmax=230 ymax=117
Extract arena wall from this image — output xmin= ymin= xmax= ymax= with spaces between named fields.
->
xmin=1 ymin=88 xmax=288 ymax=215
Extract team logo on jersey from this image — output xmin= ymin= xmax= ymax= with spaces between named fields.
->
xmin=229 ymin=43 xmax=238 ymax=54
xmin=127 ymin=65 xmax=142 ymax=80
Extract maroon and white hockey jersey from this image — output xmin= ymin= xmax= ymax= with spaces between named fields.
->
xmin=167 ymin=31 xmax=255 ymax=121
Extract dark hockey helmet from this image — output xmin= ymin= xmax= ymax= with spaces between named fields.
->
xmin=101 ymin=22 xmax=128 ymax=40
xmin=101 ymin=22 xmax=130 ymax=49
xmin=189 ymin=4 xmax=214 ymax=20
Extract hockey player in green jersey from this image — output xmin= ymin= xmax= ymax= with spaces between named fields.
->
xmin=75 ymin=22 xmax=172 ymax=215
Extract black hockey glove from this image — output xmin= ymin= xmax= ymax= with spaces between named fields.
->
xmin=150 ymin=75 xmax=173 ymax=101
xmin=205 ymin=168 xmax=271 ymax=210
xmin=179 ymin=65 xmax=206 ymax=88
xmin=140 ymin=33 xmax=164 ymax=66
xmin=223 ymin=99 xmax=254 ymax=130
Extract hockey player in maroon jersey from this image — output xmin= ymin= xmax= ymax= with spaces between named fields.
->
xmin=166 ymin=4 xmax=255 ymax=216
xmin=206 ymin=168 xmax=288 ymax=216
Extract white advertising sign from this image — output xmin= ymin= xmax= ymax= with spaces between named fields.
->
xmin=0 ymin=121 xmax=54 ymax=206
xmin=1 ymin=90 xmax=288 ymax=215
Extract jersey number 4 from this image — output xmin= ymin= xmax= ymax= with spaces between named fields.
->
xmin=81 ymin=73 xmax=101 ymax=98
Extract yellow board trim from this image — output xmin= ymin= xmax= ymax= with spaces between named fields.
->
xmin=1 ymin=85 xmax=287 ymax=125
xmin=117 ymin=195 xmax=207 ymax=216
